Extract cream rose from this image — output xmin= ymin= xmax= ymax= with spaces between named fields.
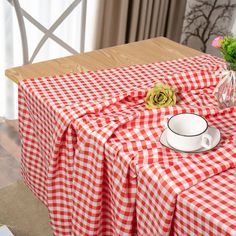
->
xmin=145 ymin=83 xmax=176 ymax=109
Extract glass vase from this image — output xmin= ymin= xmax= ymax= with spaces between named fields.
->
xmin=214 ymin=69 xmax=236 ymax=109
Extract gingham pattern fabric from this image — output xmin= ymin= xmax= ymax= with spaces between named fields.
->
xmin=175 ymin=168 xmax=236 ymax=236
xmin=18 ymin=54 xmax=236 ymax=235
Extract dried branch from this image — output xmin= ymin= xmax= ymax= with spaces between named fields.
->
xmin=182 ymin=0 xmax=236 ymax=52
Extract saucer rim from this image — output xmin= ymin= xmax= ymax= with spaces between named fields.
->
xmin=159 ymin=126 xmax=221 ymax=154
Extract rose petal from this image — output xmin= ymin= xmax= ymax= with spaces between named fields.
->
xmin=212 ymin=36 xmax=224 ymax=48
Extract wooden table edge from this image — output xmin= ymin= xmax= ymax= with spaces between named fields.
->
xmin=5 ymin=37 xmax=203 ymax=84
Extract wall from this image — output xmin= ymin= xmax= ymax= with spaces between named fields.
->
xmin=181 ymin=0 xmax=236 ymax=56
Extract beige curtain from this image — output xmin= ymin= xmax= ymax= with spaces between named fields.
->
xmin=94 ymin=0 xmax=187 ymax=49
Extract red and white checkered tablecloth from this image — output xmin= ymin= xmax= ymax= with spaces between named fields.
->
xmin=18 ymin=54 xmax=236 ymax=236
xmin=175 ymin=168 xmax=236 ymax=236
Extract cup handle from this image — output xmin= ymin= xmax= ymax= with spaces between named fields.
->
xmin=201 ymin=133 xmax=213 ymax=149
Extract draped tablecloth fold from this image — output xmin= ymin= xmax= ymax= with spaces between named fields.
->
xmin=18 ymin=55 xmax=236 ymax=235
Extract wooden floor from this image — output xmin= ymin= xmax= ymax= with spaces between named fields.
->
xmin=0 ymin=120 xmax=21 ymax=188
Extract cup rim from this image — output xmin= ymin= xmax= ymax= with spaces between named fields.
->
xmin=167 ymin=113 xmax=208 ymax=137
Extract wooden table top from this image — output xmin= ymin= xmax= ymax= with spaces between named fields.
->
xmin=5 ymin=37 xmax=203 ymax=84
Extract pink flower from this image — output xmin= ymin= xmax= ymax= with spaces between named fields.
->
xmin=212 ymin=36 xmax=224 ymax=48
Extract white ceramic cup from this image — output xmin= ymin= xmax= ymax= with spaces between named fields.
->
xmin=166 ymin=113 xmax=213 ymax=152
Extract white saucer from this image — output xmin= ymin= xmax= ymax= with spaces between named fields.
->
xmin=160 ymin=126 xmax=221 ymax=153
